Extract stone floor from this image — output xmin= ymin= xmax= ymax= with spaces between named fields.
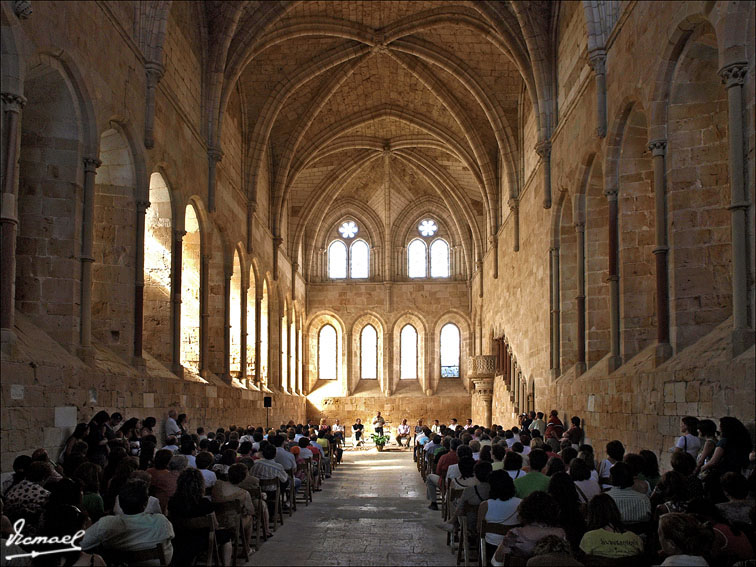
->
xmin=246 ymin=446 xmax=455 ymax=566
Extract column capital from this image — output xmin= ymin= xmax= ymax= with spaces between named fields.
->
xmin=173 ymin=229 xmax=187 ymax=241
xmin=574 ymin=221 xmax=585 ymax=232
xmin=648 ymin=139 xmax=667 ymax=156
xmin=83 ymin=157 xmax=102 ymax=172
xmin=273 ymin=236 xmax=284 ymax=248
xmin=1 ymin=92 xmax=27 ymax=112
xmin=719 ymin=62 xmax=748 ymax=88
xmin=145 ymin=61 xmax=165 ymax=82
xmin=588 ymin=49 xmax=606 ymax=75
xmin=208 ymin=146 xmax=223 ymax=163
xmin=13 ymin=0 xmax=32 ymax=19
xmin=136 ymin=200 xmax=151 ymax=213
xmin=535 ymin=140 xmax=552 ymax=159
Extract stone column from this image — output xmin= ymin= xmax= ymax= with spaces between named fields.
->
xmin=79 ymin=157 xmax=102 ymax=362
xmin=199 ymin=253 xmax=210 ymax=375
xmin=240 ymin=277 xmax=248 ymax=385
xmin=254 ymin=293 xmax=262 ymax=387
xmin=605 ymin=186 xmax=622 ymax=371
xmin=509 ymin=199 xmax=520 ymax=252
xmin=490 ymin=235 xmax=498 ymax=279
xmin=246 ymin=201 xmax=256 ymax=253
xmin=573 ymin=194 xmax=586 ymax=375
xmin=207 ymin=147 xmax=222 ymax=212
xmin=143 ymin=62 xmax=164 ymax=149
xmin=0 ymin=92 xmax=26 ymax=351
xmin=272 ymin=236 xmax=282 ymax=280
xmin=535 ymin=140 xmax=552 ymax=209
xmin=222 ymin=266 xmax=232 ymax=382
xmin=171 ymin=229 xmax=185 ymax=378
xmin=588 ymin=50 xmax=607 ymax=138
xmin=468 ymin=355 xmax=496 ymax=428
xmin=719 ymin=62 xmax=753 ymax=356
xmin=648 ymin=140 xmax=673 ymax=364
xmin=549 ymin=244 xmax=560 ymax=378
xmin=133 ymin=199 xmax=149 ymax=365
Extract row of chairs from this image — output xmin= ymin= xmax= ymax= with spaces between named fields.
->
xmin=108 ymin=438 xmax=345 ymax=566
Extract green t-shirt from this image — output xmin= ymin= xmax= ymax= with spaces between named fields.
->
xmin=579 ymin=528 xmax=643 ymax=558
xmin=514 ymin=472 xmax=550 ymax=498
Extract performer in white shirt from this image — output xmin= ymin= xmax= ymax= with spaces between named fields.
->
xmin=372 ymin=411 xmax=385 ymax=435
xmin=396 ymin=419 xmax=411 ymax=447
xmin=430 ymin=420 xmax=441 ymax=434
xmin=332 ymin=419 xmax=345 ymax=444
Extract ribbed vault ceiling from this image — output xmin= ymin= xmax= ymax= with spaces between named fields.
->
xmin=206 ymin=0 xmax=551 ymax=277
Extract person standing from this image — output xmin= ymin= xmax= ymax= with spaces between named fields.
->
xmin=164 ymin=410 xmax=181 ymax=442
xmin=372 ymin=411 xmax=385 ymax=436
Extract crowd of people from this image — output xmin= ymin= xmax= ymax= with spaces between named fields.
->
xmin=416 ymin=411 xmax=756 ymax=566
xmin=1 ymin=409 xmax=346 ymax=566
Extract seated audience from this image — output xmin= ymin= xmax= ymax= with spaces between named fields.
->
xmin=657 ymin=512 xmax=712 ymax=566
xmin=568 ymin=457 xmax=600 ymax=504
xmin=526 ymin=535 xmax=583 ymax=567
xmin=606 ymin=462 xmax=651 ymax=524
xmin=145 ymin=449 xmax=177 ymax=513
xmin=4 ymin=461 xmax=52 ymax=535
xmin=478 ymin=470 xmax=521 ymax=563
xmin=514 ymin=449 xmax=550 ymax=498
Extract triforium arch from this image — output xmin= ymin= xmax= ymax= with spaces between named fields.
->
xmin=14 ymin=50 xmax=98 ymax=354
xmin=306 ymin=311 xmax=348 ymax=396
xmin=349 ymin=312 xmax=387 ymax=394
xmin=391 ymin=311 xmax=428 ymax=394
xmin=605 ymin=98 xmax=657 ymax=363
xmin=431 ymin=310 xmax=472 ymax=393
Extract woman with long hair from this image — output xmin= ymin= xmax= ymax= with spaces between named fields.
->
xmin=493 ymin=491 xmax=566 ymax=562
xmin=74 ymin=462 xmax=105 ymax=523
xmin=579 ymin=493 xmax=643 ymax=559
xmin=60 ymin=423 xmax=89 ymax=464
xmin=700 ymin=416 xmax=752 ymax=502
xmin=547 ymin=472 xmax=586 ymax=554
xmin=695 ymin=419 xmax=718 ymax=474
xmin=119 ymin=417 xmax=142 ymax=456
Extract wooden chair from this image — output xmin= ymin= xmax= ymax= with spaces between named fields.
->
xmin=171 ymin=512 xmax=221 ymax=566
xmin=259 ymin=478 xmax=284 ymax=530
xmin=478 ymin=521 xmax=516 ymax=567
xmin=286 ymin=469 xmax=296 ymax=515
xmin=244 ymin=485 xmax=265 ymax=550
xmin=212 ymin=499 xmax=249 ymax=566
xmin=296 ymin=460 xmax=312 ymax=505
xmin=446 ymin=487 xmax=465 ymax=549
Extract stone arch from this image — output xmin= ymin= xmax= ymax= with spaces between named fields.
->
xmin=179 ymin=198 xmax=208 ymax=376
xmin=92 ymin=127 xmax=137 ymax=359
xmin=260 ymin=272 xmax=271 ymax=387
xmin=229 ymin=244 xmax=244 ymax=376
xmin=608 ymin=101 xmax=657 ymax=361
xmin=245 ymin=255 xmax=260 ymax=380
xmin=391 ymin=311 xmax=428 ymax=394
xmin=15 ymin=54 xmax=92 ymax=352
xmin=666 ymin=21 xmax=732 ymax=351
xmin=350 ymin=312 xmax=387 ymax=394
xmin=432 ymin=310 xmax=472 ymax=392
xmin=1 ymin=4 xmax=23 ymax=94
xmin=553 ymin=186 xmax=577 ymax=374
xmin=307 ymin=310 xmax=347 ymax=396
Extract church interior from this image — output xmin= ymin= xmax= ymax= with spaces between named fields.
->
xmin=0 ymin=0 xmax=755 ymax=564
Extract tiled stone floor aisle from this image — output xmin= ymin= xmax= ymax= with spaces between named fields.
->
xmin=246 ymin=447 xmax=455 ymax=566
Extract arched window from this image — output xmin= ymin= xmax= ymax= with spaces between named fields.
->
xmin=229 ymin=251 xmax=242 ymax=374
xmin=407 ymin=240 xmax=427 ymax=278
xmin=318 ymin=325 xmax=338 ymax=380
xmin=245 ymin=267 xmax=256 ymax=378
xmin=350 ymin=240 xmax=369 ymax=278
xmin=360 ymin=325 xmax=378 ymax=379
xmin=400 ymin=324 xmax=418 ymax=379
xmin=289 ymin=312 xmax=296 ymax=391
xmin=430 ymin=239 xmax=450 ymax=278
xmin=328 ymin=241 xmax=347 ymax=279
xmin=328 ymin=220 xmax=370 ymax=279
xmin=440 ymin=323 xmax=460 ymax=377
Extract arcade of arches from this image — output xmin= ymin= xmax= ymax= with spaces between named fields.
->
xmin=1 ymin=0 xmax=754 ymax=472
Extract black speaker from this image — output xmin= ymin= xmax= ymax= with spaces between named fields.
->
xmin=263 ymin=396 xmax=272 ymax=408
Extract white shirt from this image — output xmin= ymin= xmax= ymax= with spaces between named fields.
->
xmin=398 ymin=424 xmax=410 ymax=435
xmin=484 ymin=498 xmax=522 ymax=545
xmin=114 ymin=495 xmax=162 ymax=516
xmin=574 ymin=478 xmax=602 ymax=503
xmin=446 ymin=464 xmax=461 ymax=482
xmin=198 ymin=468 xmax=217 ymax=489
xmin=81 ymin=512 xmax=174 ymax=565
xmin=675 ymin=434 xmax=701 ymax=458
xmin=506 ymin=469 xmax=525 ymax=480
xmin=183 ymin=454 xmax=197 ymax=468
xmin=164 ymin=417 xmax=180 ymax=440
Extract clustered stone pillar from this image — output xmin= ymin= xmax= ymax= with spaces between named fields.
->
xmin=588 ymin=50 xmax=607 ymax=138
xmin=134 ymin=199 xmax=150 ymax=365
xmin=509 ymin=199 xmax=520 ymax=252
xmin=605 ymin=185 xmax=622 ymax=371
xmin=549 ymin=242 xmax=560 ymax=378
xmin=143 ymin=62 xmax=164 ymax=149
xmin=535 ymin=140 xmax=552 ymax=209
xmin=649 ymin=139 xmax=672 ymax=365
xmin=79 ymin=157 xmax=102 ymax=361
xmin=240 ymin=276 xmax=248 ymax=385
xmin=207 ymin=147 xmax=222 ymax=212
xmin=468 ymin=355 xmax=496 ymax=428
xmin=719 ymin=62 xmax=753 ymax=356
xmin=1 ymin=92 xmax=25 ymax=351
xmin=171 ymin=229 xmax=185 ymax=378
xmin=254 ymin=292 xmax=262 ymax=387
xmin=574 ymin=218 xmax=587 ymax=374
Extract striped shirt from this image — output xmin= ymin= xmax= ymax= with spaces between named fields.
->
xmin=606 ymin=487 xmax=651 ymax=523
xmin=250 ymin=458 xmax=288 ymax=485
